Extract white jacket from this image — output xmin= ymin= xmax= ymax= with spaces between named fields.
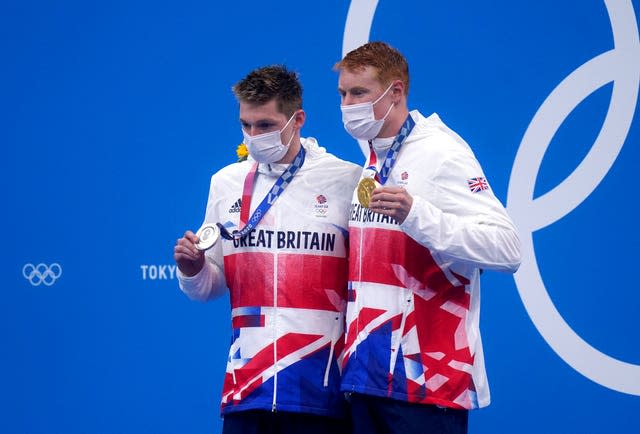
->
xmin=342 ymin=111 xmax=521 ymax=409
xmin=178 ymin=138 xmax=361 ymax=417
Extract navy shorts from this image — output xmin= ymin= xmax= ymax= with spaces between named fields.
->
xmin=222 ymin=409 xmax=351 ymax=434
xmin=348 ymin=393 xmax=468 ymax=434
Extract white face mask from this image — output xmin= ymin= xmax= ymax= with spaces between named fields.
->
xmin=242 ymin=112 xmax=297 ymax=163
xmin=341 ymin=83 xmax=395 ymax=140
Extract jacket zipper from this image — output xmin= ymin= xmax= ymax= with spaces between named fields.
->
xmin=354 ymin=224 xmax=364 ymax=360
xmin=323 ymin=329 xmax=337 ymax=387
xmin=272 ymin=243 xmax=279 ymax=412
xmin=388 ymin=292 xmax=411 ymax=381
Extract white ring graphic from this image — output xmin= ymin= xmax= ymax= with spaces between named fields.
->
xmin=506 ymin=0 xmax=640 ymax=395
xmin=343 ymin=0 xmax=640 ymax=394
xmin=343 ymin=0 xmax=379 ymax=56
xmin=22 ymin=263 xmax=63 ymax=286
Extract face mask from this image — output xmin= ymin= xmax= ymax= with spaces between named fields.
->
xmin=243 ymin=112 xmax=297 ymax=163
xmin=341 ymin=83 xmax=395 ymax=140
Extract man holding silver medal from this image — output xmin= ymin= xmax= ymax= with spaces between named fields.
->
xmin=335 ymin=42 xmax=522 ymax=434
xmin=173 ymin=65 xmax=360 ymax=433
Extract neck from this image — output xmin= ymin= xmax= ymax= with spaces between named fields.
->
xmin=377 ymin=106 xmax=410 ymax=138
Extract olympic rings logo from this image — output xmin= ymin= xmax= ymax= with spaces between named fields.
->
xmin=343 ymin=0 xmax=640 ymax=395
xmin=22 ymin=263 xmax=63 ymax=286
xmin=506 ymin=0 xmax=640 ymax=395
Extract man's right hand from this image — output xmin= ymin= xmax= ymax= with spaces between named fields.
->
xmin=174 ymin=230 xmax=205 ymax=277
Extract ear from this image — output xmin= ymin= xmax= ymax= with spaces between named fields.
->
xmin=391 ymin=80 xmax=405 ymax=102
xmin=293 ymin=109 xmax=306 ymax=130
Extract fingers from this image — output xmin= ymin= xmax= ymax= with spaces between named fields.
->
xmin=183 ymin=230 xmax=199 ymax=244
xmin=173 ymin=230 xmax=207 ymax=277
xmin=369 ymin=200 xmax=399 ymax=211
xmin=370 ymin=193 xmax=402 ymax=205
xmin=368 ymin=187 xmax=413 ymax=224
xmin=372 ymin=186 xmax=405 ymax=195
xmin=174 ymin=231 xmax=202 ymax=259
xmin=174 ymin=243 xmax=202 ymax=262
xmin=370 ymin=187 xmax=409 ymax=205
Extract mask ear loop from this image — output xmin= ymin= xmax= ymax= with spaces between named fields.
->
xmin=282 ymin=110 xmax=299 ymax=147
xmin=373 ymin=82 xmax=396 ymax=120
xmin=372 ymin=82 xmax=395 ymax=105
xmin=380 ymin=101 xmax=395 ymax=121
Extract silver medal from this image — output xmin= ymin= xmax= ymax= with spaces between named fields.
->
xmin=195 ymin=223 xmax=220 ymax=251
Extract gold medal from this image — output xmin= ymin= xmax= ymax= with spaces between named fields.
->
xmin=357 ymin=177 xmax=377 ymax=208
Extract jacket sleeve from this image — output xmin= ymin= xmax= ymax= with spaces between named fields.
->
xmin=399 ymin=150 xmax=521 ymax=272
xmin=177 ymin=174 xmax=228 ymax=301
xmin=177 ymin=257 xmax=227 ymax=301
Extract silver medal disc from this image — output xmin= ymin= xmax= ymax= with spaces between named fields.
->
xmin=195 ymin=223 xmax=220 ymax=251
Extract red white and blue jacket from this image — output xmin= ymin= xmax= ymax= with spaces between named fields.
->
xmin=342 ymin=111 xmax=521 ymax=409
xmin=178 ymin=138 xmax=361 ymax=418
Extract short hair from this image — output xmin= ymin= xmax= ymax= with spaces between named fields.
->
xmin=232 ymin=65 xmax=303 ymax=118
xmin=334 ymin=41 xmax=410 ymax=95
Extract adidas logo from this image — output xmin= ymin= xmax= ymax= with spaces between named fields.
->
xmin=229 ymin=198 xmax=242 ymax=213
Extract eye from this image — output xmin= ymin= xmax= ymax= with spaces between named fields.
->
xmin=257 ymin=122 xmax=275 ymax=130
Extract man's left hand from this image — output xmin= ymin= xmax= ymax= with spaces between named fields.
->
xmin=369 ymin=186 xmax=413 ymax=224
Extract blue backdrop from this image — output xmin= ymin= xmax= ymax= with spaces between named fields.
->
xmin=4 ymin=0 xmax=639 ymax=432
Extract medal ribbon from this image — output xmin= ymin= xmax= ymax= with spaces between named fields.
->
xmin=365 ymin=114 xmax=416 ymax=184
xmin=217 ymin=145 xmax=306 ymax=240
xmin=239 ymin=163 xmax=258 ymax=226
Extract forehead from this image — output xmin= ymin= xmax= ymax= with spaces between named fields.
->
xmin=338 ymin=66 xmax=383 ymax=90
xmin=239 ymin=99 xmax=285 ymax=121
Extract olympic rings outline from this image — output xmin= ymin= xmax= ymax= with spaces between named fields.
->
xmin=506 ymin=0 xmax=640 ymax=395
xmin=22 ymin=263 xmax=63 ymax=286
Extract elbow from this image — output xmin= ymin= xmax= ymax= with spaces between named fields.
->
xmin=176 ymin=261 xmax=226 ymax=302
xmin=505 ymin=253 xmax=521 ymax=273
xmin=181 ymin=282 xmax=227 ymax=302
xmin=501 ymin=229 xmax=522 ymax=273
xmin=179 ymin=284 xmax=211 ymax=302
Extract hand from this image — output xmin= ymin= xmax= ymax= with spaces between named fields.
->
xmin=174 ymin=230 xmax=205 ymax=277
xmin=369 ymin=186 xmax=413 ymax=224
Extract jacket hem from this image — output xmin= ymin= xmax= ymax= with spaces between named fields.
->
xmin=341 ymin=383 xmax=481 ymax=410
xmin=221 ymin=402 xmax=345 ymax=418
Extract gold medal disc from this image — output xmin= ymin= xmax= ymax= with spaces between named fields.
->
xmin=357 ymin=178 xmax=377 ymax=208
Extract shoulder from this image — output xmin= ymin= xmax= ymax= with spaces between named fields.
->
xmin=318 ymin=151 xmax=361 ymax=172
xmin=304 ymin=137 xmax=362 ymax=178
xmin=406 ymin=111 xmax=478 ymax=168
xmin=210 ymin=161 xmax=252 ymax=187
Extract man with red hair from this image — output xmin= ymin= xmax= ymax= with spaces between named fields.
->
xmin=335 ymin=42 xmax=521 ymax=434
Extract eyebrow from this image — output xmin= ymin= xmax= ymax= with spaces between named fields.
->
xmin=239 ymin=117 xmax=278 ymax=124
xmin=339 ymin=86 xmax=369 ymax=93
